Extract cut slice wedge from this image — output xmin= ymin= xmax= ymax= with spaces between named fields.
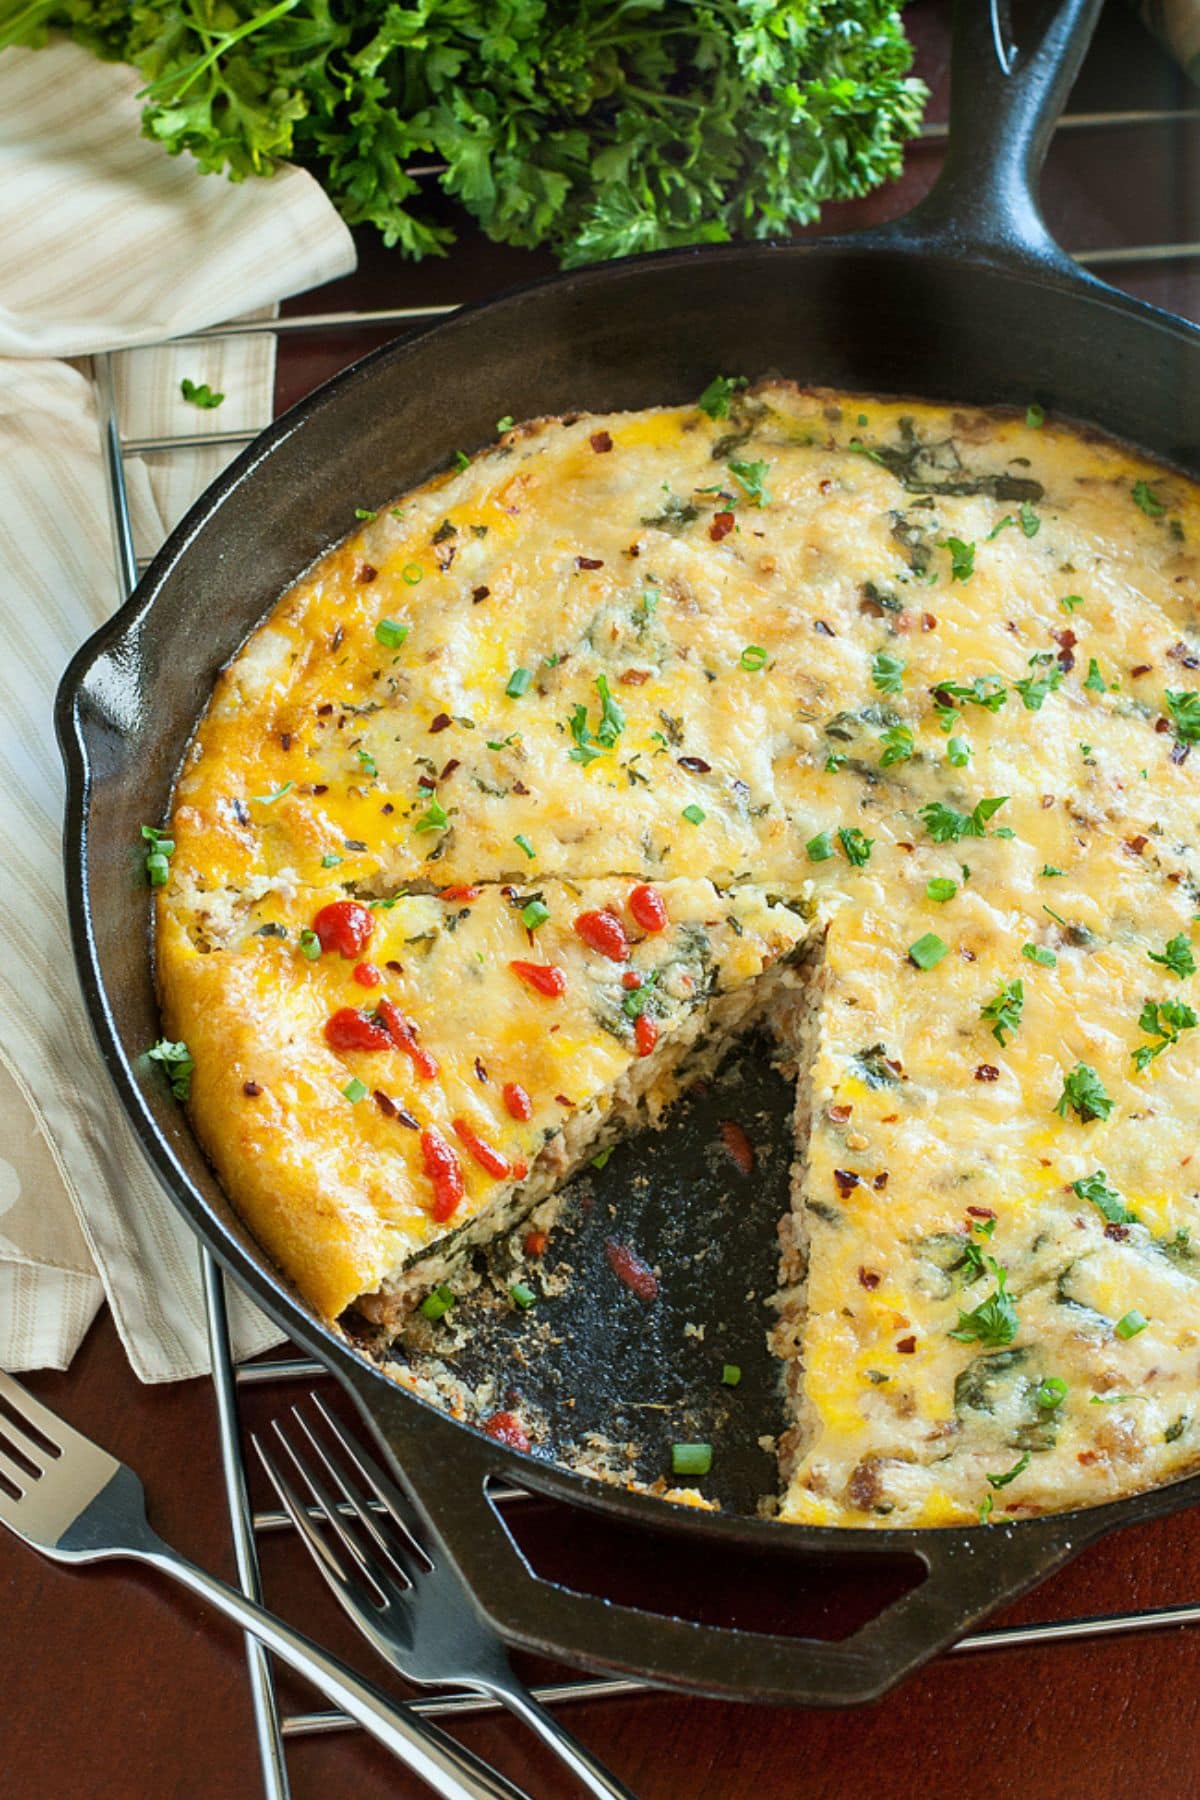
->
xmin=158 ymin=876 xmax=813 ymax=1321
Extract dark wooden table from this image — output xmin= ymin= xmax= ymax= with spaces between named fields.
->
xmin=9 ymin=5 xmax=1200 ymax=1795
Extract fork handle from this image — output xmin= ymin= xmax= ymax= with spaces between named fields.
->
xmin=486 ymin=1677 xmax=638 ymax=1800
xmin=132 ymin=1537 xmax=529 ymax=1800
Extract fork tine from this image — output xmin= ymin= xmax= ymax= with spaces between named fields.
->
xmin=310 ymin=1394 xmax=435 ymax=1571
xmin=272 ymin=1412 xmax=394 ymax=1596
xmin=291 ymin=1405 xmax=418 ymax=1585
xmin=252 ymin=1429 xmax=382 ymax=1604
xmin=0 ymin=1372 xmax=65 ymax=1457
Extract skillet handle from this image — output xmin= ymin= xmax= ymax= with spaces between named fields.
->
xmin=344 ymin=1372 xmax=1097 ymax=1708
xmin=898 ymin=0 xmax=1105 ymax=273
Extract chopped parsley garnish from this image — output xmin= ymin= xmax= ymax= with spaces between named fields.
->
xmin=1019 ymin=500 xmax=1040 ymax=538
xmin=824 ymin=751 xmax=847 ymax=773
xmin=926 ymin=877 xmax=958 ymax=903
xmin=487 ymin=733 xmax=519 ymax=751
xmin=986 ymin=1450 xmax=1031 ymax=1490
xmin=919 ymin=796 xmax=1008 ymax=843
xmin=671 ymin=1442 xmax=712 ymax=1477
xmin=567 ymin=674 xmax=625 ymax=765
xmin=454 ymin=449 xmax=470 ymax=471
xmin=838 ymin=826 xmax=873 ymax=866
xmin=949 ymin=1258 xmax=1018 ymax=1346
xmin=1014 ymin=668 xmax=1062 ymax=711
xmin=1026 ymin=937 xmax=1056 ymax=968
xmin=514 ymin=833 xmax=536 ymax=859
xmin=1115 ymin=1310 xmax=1149 ymax=1340
xmin=375 ymin=618 xmax=408 ymax=649
xmin=342 ymin=1078 xmax=368 ymax=1104
xmin=181 ymin=378 xmax=223 ymax=409
xmin=355 ymin=748 xmax=377 ymax=779
xmin=1055 ymin=1062 xmax=1113 ymax=1122
xmin=871 ymin=649 xmax=905 ymax=695
xmin=1083 ymin=657 xmax=1108 ymax=694
xmin=1060 ymin=594 xmax=1084 ymax=613
xmin=1040 ymin=865 xmax=1063 ymax=878
xmin=1149 ymin=933 xmax=1196 ymax=978
xmin=981 ymin=977 xmax=1024 ymax=1046
xmin=413 ymin=796 xmax=450 ymax=833
xmin=1164 ymin=689 xmax=1200 ymax=743
xmin=146 ymin=1038 xmax=193 ymax=1100
xmin=521 ymin=899 xmax=550 ymax=930
xmin=141 ymin=824 xmax=174 ymax=887
xmin=495 ymin=415 xmax=515 ymax=433
xmin=298 ymin=927 xmax=321 ymax=960
xmin=806 ymin=831 xmax=834 ymax=863
xmin=250 ymin=781 xmax=293 ymax=805
xmin=682 ymin=803 xmax=706 ymax=825
xmin=506 ymin=667 xmax=533 ymax=698
xmin=728 ymin=458 xmax=771 ymax=506
xmin=1073 ymin=1170 xmax=1136 ymax=1226
xmin=879 ymin=724 xmax=914 ymax=767
xmin=354 ymin=506 xmax=377 ymax=521
xmin=932 ymin=674 xmax=1006 ymax=713
xmin=1026 ymin=403 xmax=1045 ymax=428
xmin=1132 ymin=997 xmax=1197 ymax=1070
xmin=421 ymin=1285 xmax=455 ymax=1321
xmin=697 ymin=374 xmax=747 ymax=419
xmin=740 ymin=644 xmax=768 ymax=671
xmin=1133 ymin=480 xmax=1166 ymax=518
xmin=942 ymin=536 xmax=975 ymax=581
xmin=908 ymin=931 xmax=948 ymax=970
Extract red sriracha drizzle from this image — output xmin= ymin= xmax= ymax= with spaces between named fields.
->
xmin=420 ymin=1126 xmax=465 ymax=1222
xmin=510 ymin=959 xmax=567 ymax=997
xmin=376 ymin=997 xmax=439 ymax=1080
xmin=634 ymin=1013 xmax=658 ymax=1057
xmin=628 ymin=883 xmax=668 ymax=933
xmin=503 ymin=1081 xmax=533 ymax=1120
xmin=483 ymin=1410 xmax=530 ymax=1452
xmin=353 ymin=962 xmax=382 ymax=988
xmin=324 ymin=1007 xmax=390 ymax=1052
xmin=573 ymin=909 xmax=629 ymax=962
xmin=452 ymin=1118 xmax=527 ymax=1182
xmin=312 ymin=900 xmax=373 ymax=958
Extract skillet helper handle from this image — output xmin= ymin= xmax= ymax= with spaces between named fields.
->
xmin=349 ymin=1393 xmax=1094 ymax=1708
xmin=905 ymin=0 xmax=1105 ymax=269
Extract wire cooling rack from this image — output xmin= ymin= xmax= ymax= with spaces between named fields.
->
xmin=90 ymin=96 xmax=1200 ymax=1800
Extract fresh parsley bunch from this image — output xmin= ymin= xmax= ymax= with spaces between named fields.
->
xmin=7 ymin=1 xmax=926 ymax=265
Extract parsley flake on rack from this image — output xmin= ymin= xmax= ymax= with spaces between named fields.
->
xmin=1055 ymin=1062 xmax=1113 ymax=1122
xmin=1149 ymin=933 xmax=1196 ymax=978
xmin=981 ymin=978 xmax=1023 ymax=1047
xmin=1133 ymin=998 xmax=1197 ymax=1070
xmin=181 ymin=378 xmax=223 ymax=409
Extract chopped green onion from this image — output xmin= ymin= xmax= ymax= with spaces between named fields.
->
xmin=375 ymin=618 xmax=408 ymax=649
xmin=926 ymin=878 xmax=957 ymax=903
xmin=591 ymin=1146 xmax=614 ymax=1170
xmin=321 ymin=853 xmax=343 ymax=868
xmin=947 ymin=736 xmax=971 ymax=767
xmin=681 ymin=804 xmax=706 ymax=825
xmin=510 ymin=1282 xmax=537 ymax=1310
xmin=251 ymin=782 xmax=293 ymax=805
xmin=356 ymin=748 xmax=378 ymax=779
xmin=421 ymin=1285 xmax=455 ymax=1322
xmin=1116 ymin=1310 xmax=1149 ymax=1340
xmin=908 ymin=932 xmax=948 ymax=970
xmin=671 ymin=1442 xmax=713 ymax=1477
xmin=740 ymin=644 xmax=768 ymax=671
xmin=496 ymin=414 xmax=514 ymax=432
xmin=806 ymin=831 xmax=834 ymax=863
xmin=454 ymin=450 xmax=470 ymax=471
xmin=1036 ymin=1377 xmax=1068 ymax=1410
xmin=402 ymin=563 xmax=423 ymax=585
xmin=506 ymin=667 xmax=533 ymax=698
xmin=1060 ymin=594 xmax=1084 ymax=613
xmin=1026 ymin=403 xmax=1045 ymax=429
xmin=521 ymin=899 xmax=550 ymax=930
xmin=721 ymin=1364 xmax=742 ymax=1387
xmin=342 ymin=1078 xmax=368 ymax=1104
xmin=514 ymin=833 xmax=536 ymax=859
xmin=298 ymin=928 xmax=321 ymax=961
xmin=354 ymin=506 xmax=377 ymax=521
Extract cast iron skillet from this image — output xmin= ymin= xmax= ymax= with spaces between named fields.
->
xmin=58 ymin=0 xmax=1200 ymax=1706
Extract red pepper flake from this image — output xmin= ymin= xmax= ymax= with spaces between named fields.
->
xmin=872 ymin=1171 xmax=889 ymax=1191
xmin=503 ymin=1082 xmax=533 ymax=1120
xmin=440 ymin=885 xmax=480 ymax=902
xmin=317 ymin=703 xmax=333 ymax=717
xmin=966 ymin=1205 xmax=996 ymax=1220
xmin=313 ymin=900 xmax=374 ymax=959
xmin=577 ymin=555 xmax=604 ymax=570
xmin=452 ymin=1118 xmax=513 ymax=1181
xmin=376 ymin=997 xmax=439 ymax=1080
xmin=621 ymin=970 xmax=642 ymax=991
xmin=472 ymin=585 xmax=490 ymax=603
xmin=324 ymin=1007 xmax=390 ymax=1052
xmin=709 ymin=511 xmax=735 ymax=542
xmin=677 ymin=755 xmax=711 ymax=774
xmin=417 ymin=775 xmax=437 ymax=791
xmin=429 ymin=712 xmax=452 ymax=733
xmin=356 ymin=563 xmax=377 ymax=584
xmin=385 ymin=959 xmax=404 ymax=975
xmin=420 ymin=1126 xmax=465 ymax=1223
xmin=720 ymin=1119 xmax=755 ymax=1175
xmin=858 ymin=1267 xmax=880 ymax=1290
xmin=483 ymin=1410 xmax=530 ymax=1452
xmin=1124 ymin=835 xmax=1149 ymax=856
xmin=512 ymin=780 xmax=530 ymax=795
xmin=634 ymin=1012 xmax=658 ymax=1057
xmin=279 ymin=731 xmax=292 ymax=751
xmin=620 ymin=669 xmax=650 ymax=685
xmin=353 ymin=962 xmax=382 ymax=988
xmin=510 ymin=959 xmax=567 ymax=997
xmin=1130 ymin=663 xmax=1152 ymax=677
xmin=628 ymin=884 xmax=668 ymax=933
xmin=242 ymin=1081 xmax=262 ymax=1098
xmin=921 ymin=612 xmax=938 ymax=631
xmin=1104 ymin=1222 xmax=1130 ymax=1242
xmin=833 ymin=1169 xmax=860 ymax=1197
xmin=974 ymin=1063 xmax=1000 ymax=1082
xmin=590 ymin=431 xmax=613 ymax=454
xmin=524 ymin=1230 xmax=549 ymax=1256
xmin=605 ymin=1240 xmax=659 ymax=1300
xmin=556 ymin=1094 xmax=575 ymax=1109
xmin=896 ymin=1335 xmax=917 ymax=1355
xmin=573 ymin=910 xmax=630 ymax=962
xmin=440 ymin=759 xmax=460 ymax=780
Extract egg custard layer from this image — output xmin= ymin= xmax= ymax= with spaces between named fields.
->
xmin=159 ymin=382 xmax=1200 ymax=1527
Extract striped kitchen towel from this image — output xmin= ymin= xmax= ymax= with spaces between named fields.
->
xmin=0 ymin=37 xmax=356 ymax=1380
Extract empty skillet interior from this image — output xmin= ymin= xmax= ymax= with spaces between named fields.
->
xmin=58 ymin=0 xmax=1200 ymax=1704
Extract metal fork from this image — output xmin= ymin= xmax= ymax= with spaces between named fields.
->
xmin=254 ymin=1395 xmax=637 ymax=1800
xmin=0 ymin=1371 xmax=527 ymax=1800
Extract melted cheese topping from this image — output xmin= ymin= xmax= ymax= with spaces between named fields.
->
xmin=160 ymin=383 xmax=1200 ymax=1527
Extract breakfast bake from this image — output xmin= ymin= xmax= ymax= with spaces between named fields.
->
xmin=154 ymin=381 xmax=1200 ymax=1526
